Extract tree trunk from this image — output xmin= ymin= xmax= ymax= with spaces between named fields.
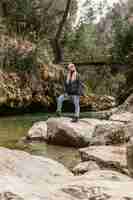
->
xmin=52 ymin=0 xmax=72 ymax=64
xmin=51 ymin=39 xmax=63 ymax=64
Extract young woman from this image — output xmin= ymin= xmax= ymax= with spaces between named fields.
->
xmin=56 ymin=63 xmax=82 ymax=122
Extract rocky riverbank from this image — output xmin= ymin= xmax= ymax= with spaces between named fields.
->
xmin=25 ymin=92 xmax=133 ymax=146
xmin=8 ymin=93 xmax=132 ymax=199
xmin=0 ymin=146 xmax=133 ymax=200
xmin=24 ymin=111 xmax=133 ymax=177
xmin=26 ymin=111 xmax=133 ymax=147
xmin=1 ymin=94 xmax=133 ymax=199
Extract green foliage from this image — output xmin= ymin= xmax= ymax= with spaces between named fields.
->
xmin=84 ymin=80 xmax=93 ymax=95
xmin=12 ymin=51 xmax=36 ymax=71
xmin=111 ymin=7 xmax=133 ymax=63
xmin=83 ymin=66 xmax=126 ymax=97
xmin=3 ymin=0 xmax=34 ymax=37
xmin=2 ymin=0 xmax=76 ymax=42
xmin=0 ymin=0 xmax=77 ymax=65
xmin=63 ymin=23 xmax=102 ymax=61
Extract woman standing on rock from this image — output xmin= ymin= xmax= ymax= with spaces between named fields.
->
xmin=56 ymin=63 xmax=83 ymax=122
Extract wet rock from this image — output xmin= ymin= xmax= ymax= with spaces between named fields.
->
xmin=72 ymin=161 xmax=100 ymax=175
xmin=27 ymin=121 xmax=47 ymax=141
xmin=79 ymin=145 xmax=128 ymax=175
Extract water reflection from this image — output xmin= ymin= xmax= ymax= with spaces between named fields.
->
xmin=0 ymin=113 xmax=80 ymax=169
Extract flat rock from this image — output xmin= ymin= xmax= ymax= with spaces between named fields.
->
xmin=52 ymin=170 xmax=133 ymax=200
xmin=0 ymin=147 xmax=72 ymax=181
xmin=0 ymin=147 xmax=72 ymax=199
xmin=110 ymin=112 xmax=133 ymax=123
xmin=79 ymin=146 xmax=128 ymax=174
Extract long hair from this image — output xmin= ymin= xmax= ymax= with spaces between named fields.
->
xmin=66 ymin=64 xmax=77 ymax=83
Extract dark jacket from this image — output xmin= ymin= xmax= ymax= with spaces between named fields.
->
xmin=64 ymin=73 xmax=83 ymax=96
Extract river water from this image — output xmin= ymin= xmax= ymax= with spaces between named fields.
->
xmin=0 ymin=113 xmax=80 ymax=170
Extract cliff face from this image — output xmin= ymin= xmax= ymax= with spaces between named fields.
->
xmin=0 ymin=64 xmax=64 ymax=114
xmin=0 ymin=26 xmax=64 ymax=113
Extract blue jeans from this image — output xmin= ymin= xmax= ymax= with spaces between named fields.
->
xmin=57 ymin=94 xmax=80 ymax=117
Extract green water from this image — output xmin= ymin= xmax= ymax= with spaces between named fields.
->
xmin=0 ymin=113 xmax=80 ymax=169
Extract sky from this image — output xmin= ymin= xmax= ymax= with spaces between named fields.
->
xmin=75 ymin=0 xmax=127 ymax=25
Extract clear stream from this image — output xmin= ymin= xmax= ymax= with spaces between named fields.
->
xmin=0 ymin=113 xmax=80 ymax=169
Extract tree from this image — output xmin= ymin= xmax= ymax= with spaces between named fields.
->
xmin=51 ymin=0 xmax=73 ymax=64
xmin=0 ymin=0 xmax=77 ymax=64
xmin=110 ymin=2 xmax=133 ymax=63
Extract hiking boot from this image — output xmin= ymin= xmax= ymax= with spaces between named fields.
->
xmin=71 ymin=116 xmax=79 ymax=123
xmin=56 ymin=110 xmax=61 ymax=117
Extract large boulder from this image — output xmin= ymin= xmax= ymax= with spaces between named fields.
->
xmin=26 ymin=117 xmax=132 ymax=147
xmin=79 ymin=146 xmax=128 ymax=175
xmin=0 ymin=147 xmax=72 ymax=199
xmin=0 ymin=147 xmax=72 ymax=181
xmin=46 ymin=117 xmax=105 ymax=147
